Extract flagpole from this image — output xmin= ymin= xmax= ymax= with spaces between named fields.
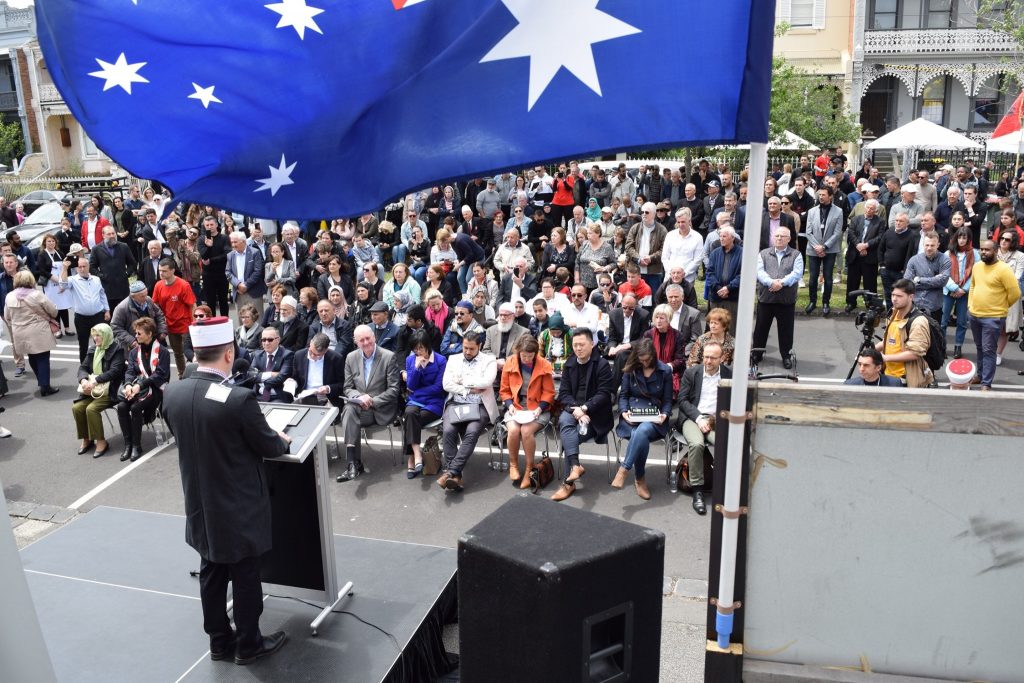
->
xmin=1016 ymin=103 xmax=1024 ymax=184
xmin=713 ymin=141 xmax=768 ymax=650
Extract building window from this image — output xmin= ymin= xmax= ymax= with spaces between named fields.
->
xmin=871 ymin=0 xmax=899 ymax=29
xmin=925 ymin=0 xmax=954 ymax=28
xmin=81 ymin=129 xmax=100 ymax=158
xmin=790 ymin=0 xmax=814 ymax=26
xmin=973 ymin=75 xmax=1013 ymax=130
xmin=921 ymin=77 xmax=947 ymax=125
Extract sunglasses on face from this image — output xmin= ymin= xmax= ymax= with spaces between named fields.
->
xmin=194 ymin=314 xmax=207 ymax=319
xmin=261 ymin=337 xmax=278 ymax=343
xmin=572 ymin=293 xmax=585 ymax=298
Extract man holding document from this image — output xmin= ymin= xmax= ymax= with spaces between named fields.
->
xmin=288 ymin=333 xmax=345 ymax=408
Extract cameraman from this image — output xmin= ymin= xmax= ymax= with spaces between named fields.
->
xmin=844 ymin=348 xmax=901 ymax=387
xmin=876 ymin=278 xmax=931 ymax=388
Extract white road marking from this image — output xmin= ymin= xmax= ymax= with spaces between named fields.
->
xmin=68 ymin=442 xmax=174 ymax=510
xmin=24 ymin=568 xmax=200 ymax=601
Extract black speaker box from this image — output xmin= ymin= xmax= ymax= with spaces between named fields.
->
xmin=458 ymin=495 xmax=665 ymax=682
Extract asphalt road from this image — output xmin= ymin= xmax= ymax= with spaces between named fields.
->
xmin=4 ymin=316 xmax=1023 ymax=682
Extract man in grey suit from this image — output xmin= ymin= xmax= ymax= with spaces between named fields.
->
xmin=804 ymin=185 xmax=844 ymax=316
xmin=336 ymin=324 xmax=402 ymax=482
xmin=226 ymin=231 xmax=266 ymax=322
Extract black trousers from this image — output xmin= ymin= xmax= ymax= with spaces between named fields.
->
xmin=203 ymin=276 xmax=230 ymax=317
xmin=115 ymin=391 xmax=161 ymax=447
xmin=752 ymin=302 xmax=795 ymax=360
xmin=846 ymin=258 xmax=878 ymax=306
xmin=403 ymin=404 xmax=440 ymax=455
xmin=74 ymin=311 xmax=106 ymax=362
xmin=199 ymin=554 xmax=264 ymax=655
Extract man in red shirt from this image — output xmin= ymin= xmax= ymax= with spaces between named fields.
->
xmin=618 ymin=264 xmax=653 ymax=307
xmin=152 ymin=258 xmax=196 ymax=378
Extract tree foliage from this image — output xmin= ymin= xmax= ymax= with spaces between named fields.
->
xmin=0 ymin=118 xmax=25 ymax=167
xmin=768 ymin=57 xmax=862 ymax=149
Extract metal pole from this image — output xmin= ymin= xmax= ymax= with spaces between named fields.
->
xmin=714 ymin=141 xmax=768 ymax=649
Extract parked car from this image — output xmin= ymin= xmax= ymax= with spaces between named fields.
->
xmin=12 ymin=189 xmax=71 ymax=217
xmin=1 ymin=202 xmax=67 ymax=255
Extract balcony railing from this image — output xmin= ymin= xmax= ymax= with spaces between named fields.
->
xmin=863 ymin=28 xmax=1021 ymax=56
xmin=38 ymin=84 xmax=63 ymax=104
xmin=0 ymin=91 xmax=17 ymax=110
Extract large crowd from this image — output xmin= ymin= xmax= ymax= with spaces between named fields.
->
xmin=1 ymin=152 xmax=1023 ymax=511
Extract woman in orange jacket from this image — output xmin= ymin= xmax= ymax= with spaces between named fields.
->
xmin=499 ymin=334 xmax=556 ymax=489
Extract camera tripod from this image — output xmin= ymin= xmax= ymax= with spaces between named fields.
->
xmin=846 ymin=327 xmax=881 ymax=380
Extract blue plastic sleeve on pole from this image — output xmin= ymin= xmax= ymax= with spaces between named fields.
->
xmin=716 ymin=611 xmax=734 ymax=650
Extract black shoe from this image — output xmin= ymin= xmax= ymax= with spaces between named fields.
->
xmin=77 ymin=441 xmax=95 ymax=455
xmin=782 ymin=357 xmax=793 ymax=370
xmin=130 ymin=445 xmax=144 ymax=462
xmin=234 ymin=631 xmax=287 ymax=666
xmin=844 ymin=304 xmax=855 ymax=314
xmin=40 ymin=386 xmax=60 ymax=397
xmin=119 ymin=444 xmax=133 ymax=462
xmin=336 ymin=464 xmax=363 ymax=482
xmin=210 ymin=637 xmax=237 ymax=662
xmin=92 ymin=446 xmax=110 ymax=459
xmin=822 ymin=304 xmax=831 ymax=316
xmin=692 ymin=490 xmax=707 ymax=515
xmin=804 ymin=303 xmax=816 ymax=315
xmin=953 ymin=345 xmax=962 ymax=359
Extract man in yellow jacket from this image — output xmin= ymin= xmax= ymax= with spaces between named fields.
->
xmin=968 ymin=240 xmax=1022 ymax=389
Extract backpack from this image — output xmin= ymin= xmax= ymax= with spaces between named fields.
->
xmin=906 ymin=308 xmax=946 ymax=373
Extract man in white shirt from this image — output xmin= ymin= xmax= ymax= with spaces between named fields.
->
xmin=562 ymin=284 xmax=601 ymax=342
xmin=661 ymin=207 xmax=704 ymax=283
xmin=529 ymin=278 xmax=570 ymax=316
xmin=438 ymin=332 xmax=497 ymax=491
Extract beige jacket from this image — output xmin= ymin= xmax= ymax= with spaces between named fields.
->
xmin=4 ymin=289 xmax=58 ymax=356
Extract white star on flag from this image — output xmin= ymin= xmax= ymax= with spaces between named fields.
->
xmin=255 ymin=155 xmax=297 ymax=196
xmin=481 ymin=0 xmax=640 ymax=111
xmin=88 ymin=53 xmax=149 ymax=94
xmin=188 ymin=83 xmax=223 ymax=109
xmin=265 ymin=0 xmax=325 ymax=39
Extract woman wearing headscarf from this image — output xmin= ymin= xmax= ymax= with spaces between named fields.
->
xmin=72 ymin=323 xmax=126 ymax=458
xmin=348 ymin=281 xmax=374 ymax=328
xmin=538 ymin=311 xmax=572 ymax=372
xmin=3 ymin=271 xmax=60 ymax=396
xmin=115 ymin=317 xmax=170 ymax=462
xmin=392 ymin=289 xmax=414 ymax=327
xmin=585 ymin=197 xmax=602 ymax=222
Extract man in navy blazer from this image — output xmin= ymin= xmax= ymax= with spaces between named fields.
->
xmin=289 ymin=333 xmax=345 ymax=407
xmin=369 ymin=301 xmax=399 ymax=352
xmin=226 ymin=231 xmax=266 ymax=322
xmin=250 ymin=326 xmax=293 ymax=403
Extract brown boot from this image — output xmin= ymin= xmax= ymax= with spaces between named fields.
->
xmin=436 ymin=472 xmax=450 ymax=489
xmin=509 ymin=462 xmax=521 ymax=485
xmin=611 ymin=467 xmax=628 ymax=489
xmin=635 ymin=477 xmax=651 ymax=500
xmin=551 ymin=482 xmax=575 ymax=502
xmin=519 ymin=457 xmax=534 ymax=489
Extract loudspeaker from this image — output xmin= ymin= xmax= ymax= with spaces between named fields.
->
xmin=458 ymin=495 xmax=664 ymax=682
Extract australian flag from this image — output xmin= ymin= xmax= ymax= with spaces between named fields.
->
xmin=36 ymin=0 xmax=775 ymax=219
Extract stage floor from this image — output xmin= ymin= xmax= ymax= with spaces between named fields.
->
xmin=19 ymin=506 xmax=456 ymax=682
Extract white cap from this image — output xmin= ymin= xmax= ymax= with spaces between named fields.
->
xmin=498 ymin=302 xmax=516 ymax=314
xmin=900 ymin=183 xmax=918 ymax=194
xmin=280 ymin=295 xmax=298 ymax=310
xmin=188 ymin=316 xmax=233 ymax=348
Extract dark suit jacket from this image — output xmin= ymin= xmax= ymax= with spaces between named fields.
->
xmin=307 ymin=316 xmax=354 ymax=357
xmin=846 ymin=214 xmax=886 ymax=265
xmin=198 ymin=232 xmax=229 ymax=281
xmin=89 ymin=241 xmax=137 ymax=302
xmin=557 ymin=354 xmax=616 ymax=441
xmin=677 ymin=364 xmax=734 ymax=423
xmin=138 ymin=255 xmax=163 ymax=291
xmin=226 ymin=245 xmax=267 ymax=299
xmin=758 ymin=212 xmax=797 ymax=250
xmin=607 ymin=307 xmax=651 ymax=348
xmin=498 ymin=272 xmax=538 ymax=305
xmin=373 ymin=322 xmax=400 ymax=351
xmin=164 ymin=369 xmax=288 ymax=563
xmin=270 ymin=317 xmax=309 ymax=354
xmin=290 ymin=348 xmax=345 ymax=405
xmin=250 ymin=347 xmax=294 ymax=401
xmin=459 ymin=218 xmax=493 ymax=253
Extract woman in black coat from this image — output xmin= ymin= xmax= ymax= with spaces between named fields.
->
xmin=115 ymin=316 xmax=171 ymax=462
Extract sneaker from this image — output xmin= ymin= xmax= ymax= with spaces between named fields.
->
xmin=833 ymin=275 xmax=841 ymax=284
xmin=798 ymin=280 xmax=806 ymax=288
xmin=996 ymin=355 xmax=1002 ymax=366
xmin=14 ymin=367 xmax=25 ymax=378
xmin=0 ymin=427 xmax=11 ymax=438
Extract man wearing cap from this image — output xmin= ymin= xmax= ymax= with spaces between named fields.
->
xmin=226 ymin=231 xmax=266 ymax=322
xmin=888 ymin=184 xmax=924 ymax=229
xmin=111 ymin=280 xmax=168 ymax=352
xmin=337 ymin=324 xmax=402 ymax=482
xmin=369 ymin=301 xmax=398 ymax=351
xmin=945 ymin=358 xmax=977 ymax=390
xmin=152 ymin=258 xmax=195 ymax=377
xmin=270 ymin=295 xmax=309 ymax=353
xmin=164 ymin=316 xmax=291 ymax=665
xmin=597 ymin=205 xmax=617 ymax=238
xmin=476 ymin=178 xmax=502 ymax=220
xmin=483 ymin=302 xmax=528 ymax=373
xmin=844 ymin=348 xmax=902 ymax=386
xmin=701 ymin=180 xmax=724 ymax=233
xmin=441 ymin=300 xmax=485 ymax=356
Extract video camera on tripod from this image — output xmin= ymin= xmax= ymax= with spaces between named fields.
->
xmin=846 ymin=290 xmax=888 ymax=380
